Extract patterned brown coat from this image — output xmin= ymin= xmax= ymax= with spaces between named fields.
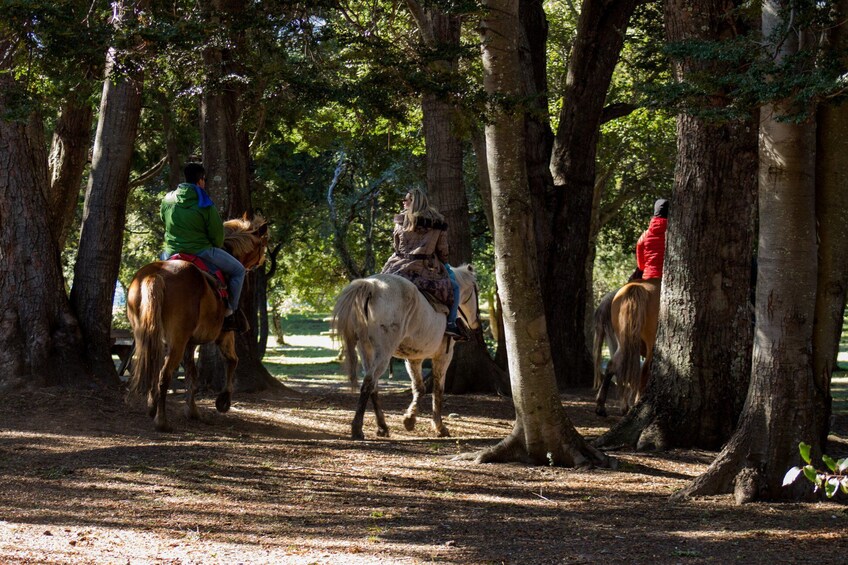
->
xmin=380 ymin=214 xmax=453 ymax=308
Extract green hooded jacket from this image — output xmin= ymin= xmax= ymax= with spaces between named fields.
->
xmin=160 ymin=183 xmax=225 ymax=255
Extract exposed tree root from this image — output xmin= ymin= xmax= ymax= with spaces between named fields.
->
xmin=464 ymin=426 xmax=615 ymax=469
xmin=593 ymin=400 xmax=656 ymax=450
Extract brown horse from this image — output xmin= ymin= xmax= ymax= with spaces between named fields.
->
xmin=127 ymin=215 xmax=269 ymax=432
xmin=595 ymin=278 xmax=660 ymax=417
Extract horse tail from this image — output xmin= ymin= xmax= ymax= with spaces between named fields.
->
xmin=616 ymin=285 xmax=648 ymax=403
xmin=592 ymin=291 xmax=615 ymax=390
xmin=129 ymin=273 xmax=166 ymax=397
xmin=331 ymin=280 xmax=372 ymax=391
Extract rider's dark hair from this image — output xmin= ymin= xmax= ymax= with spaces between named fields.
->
xmin=184 ymin=162 xmax=206 ymax=185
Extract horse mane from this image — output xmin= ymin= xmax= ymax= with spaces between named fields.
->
xmin=451 ymin=263 xmax=476 ymax=288
xmin=223 ymin=214 xmax=267 ymax=258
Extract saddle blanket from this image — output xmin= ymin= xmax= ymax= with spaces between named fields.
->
xmin=168 ymin=253 xmax=228 ymax=301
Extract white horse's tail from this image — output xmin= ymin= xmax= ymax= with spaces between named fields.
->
xmin=331 ymin=279 xmax=372 ymax=391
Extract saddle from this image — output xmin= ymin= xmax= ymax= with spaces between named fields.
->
xmin=168 ymin=253 xmax=228 ymax=301
xmin=420 ymin=291 xmax=449 ymax=315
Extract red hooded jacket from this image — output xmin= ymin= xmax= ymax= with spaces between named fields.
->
xmin=636 ymin=217 xmax=667 ymax=280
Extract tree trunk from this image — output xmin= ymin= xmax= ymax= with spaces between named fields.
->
xmin=596 ymin=0 xmax=758 ymax=451
xmin=47 ymin=95 xmax=94 ymax=249
xmin=201 ymin=0 xmax=251 ymax=216
xmin=674 ymin=3 xmax=824 ymax=501
xmin=70 ymin=12 xmax=144 ymax=380
xmin=234 ymin=271 xmax=291 ymax=393
xmin=197 ymin=0 xmax=292 ymax=394
xmin=472 ymin=0 xmax=609 ymax=467
xmin=0 ymin=66 xmax=91 ymax=390
xmin=408 ymin=1 xmax=507 ymax=394
xmin=812 ymin=0 xmax=848 ymax=448
xmin=545 ymin=0 xmax=640 ymax=388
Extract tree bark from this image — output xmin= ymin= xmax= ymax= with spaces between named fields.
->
xmin=812 ymin=0 xmax=848 ymax=448
xmin=47 ymin=95 xmax=94 ymax=249
xmin=472 ymin=0 xmax=609 ymax=467
xmin=0 ymin=60 xmax=91 ymax=390
xmin=70 ymin=3 xmax=145 ymax=380
xmin=197 ymin=0 xmax=292 ymax=394
xmin=544 ymin=0 xmax=640 ymax=388
xmin=674 ymin=2 xmax=824 ymax=502
xmin=408 ymin=0 xmax=507 ymax=394
xmin=596 ymin=0 xmax=758 ymax=451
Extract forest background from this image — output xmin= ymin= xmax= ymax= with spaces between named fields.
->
xmin=1 ymin=0 xmax=847 ymax=506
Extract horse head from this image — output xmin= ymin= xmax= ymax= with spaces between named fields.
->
xmin=453 ymin=264 xmax=481 ymax=332
xmin=223 ymin=213 xmax=269 ymax=270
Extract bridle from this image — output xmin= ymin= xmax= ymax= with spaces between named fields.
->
xmin=456 ymin=282 xmax=481 ymax=330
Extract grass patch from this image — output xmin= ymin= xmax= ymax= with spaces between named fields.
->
xmin=263 ymin=313 xmax=409 ymax=387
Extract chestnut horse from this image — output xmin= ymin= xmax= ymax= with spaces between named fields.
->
xmin=127 ymin=215 xmax=269 ymax=432
xmin=595 ymin=279 xmax=660 ymax=417
xmin=331 ymin=265 xmax=480 ymax=440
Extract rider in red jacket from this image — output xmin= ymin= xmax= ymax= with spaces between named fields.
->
xmin=632 ymin=199 xmax=668 ymax=281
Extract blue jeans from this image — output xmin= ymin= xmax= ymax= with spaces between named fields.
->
xmin=445 ymin=264 xmax=460 ymax=325
xmin=196 ymin=247 xmax=246 ymax=313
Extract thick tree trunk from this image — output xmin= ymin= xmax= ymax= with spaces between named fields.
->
xmin=47 ymin=96 xmax=94 ymax=249
xmin=545 ymin=0 xmax=640 ymax=388
xmin=409 ymin=1 xmax=507 ymax=394
xmin=473 ymin=0 xmax=608 ymax=467
xmin=70 ymin=31 xmax=144 ymax=381
xmin=0 ymin=69 xmax=91 ymax=390
xmin=596 ymin=1 xmax=758 ymax=451
xmin=200 ymin=0 xmax=250 ymax=215
xmin=812 ymin=0 xmax=848 ymax=447
xmin=674 ymin=3 xmax=824 ymax=501
xmin=197 ymin=0 xmax=292 ymax=394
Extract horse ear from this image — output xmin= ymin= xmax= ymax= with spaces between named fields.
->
xmin=242 ymin=212 xmax=250 ymax=221
xmin=255 ymin=223 xmax=268 ymax=237
xmin=467 ymin=264 xmax=474 ymax=273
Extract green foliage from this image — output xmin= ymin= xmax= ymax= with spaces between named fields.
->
xmin=783 ymin=442 xmax=848 ymax=499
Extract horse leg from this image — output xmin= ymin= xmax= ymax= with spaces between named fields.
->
xmin=154 ymin=339 xmax=188 ymax=432
xmin=215 ymin=332 xmax=238 ymax=413
xmin=351 ymin=373 xmax=375 ymax=440
xmin=402 ymin=359 xmax=426 ymax=431
xmin=595 ymin=354 xmax=617 ymax=417
xmin=371 ymin=382 xmax=389 ymax=438
xmin=430 ymin=349 xmax=454 ymax=437
xmin=182 ymin=344 xmax=201 ymax=421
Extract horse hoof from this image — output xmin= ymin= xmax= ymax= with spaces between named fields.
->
xmin=155 ymin=422 xmax=173 ymax=433
xmin=377 ymin=428 xmax=390 ymax=438
xmin=595 ymin=406 xmax=607 ymax=418
xmin=402 ymin=415 xmax=416 ymax=431
xmin=215 ymin=392 xmax=231 ymax=413
xmin=185 ymin=407 xmax=202 ymax=421
xmin=351 ymin=429 xmax=365 ymax=441
xmin=436 ymin=427 xmax=450 ymax=438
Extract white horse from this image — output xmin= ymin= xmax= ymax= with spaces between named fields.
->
xmin=331 ymin=264 xmax=480 ymax=440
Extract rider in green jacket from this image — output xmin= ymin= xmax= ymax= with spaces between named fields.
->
xmin=160 ymin=163 xmax=245 ymax=330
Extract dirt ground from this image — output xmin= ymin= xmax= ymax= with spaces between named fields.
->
xmin=0 ymin=379 xmax=846 ymax=564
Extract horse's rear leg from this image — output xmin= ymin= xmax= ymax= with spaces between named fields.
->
xmin=215 ymin=332 xmax=238 ymax=413
xmin=351 ymin=353 xmax=390 ymax=440
xmin=430 ymin=352 xmax=453 ymax=437
xmin=371 ymin=385 xmax=389 ymax=438
xmin=154 ymin=340 xmax=188 ymax=432
xmin=402 ymin=359 xmax=426 ymax=431
xmin=351 ymin=374 xmax=374 ymax=440
xmin=182 ymin=345 xmax=201 ymax=421
xmin=595 ymin=354 xmax=618 ymax=417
